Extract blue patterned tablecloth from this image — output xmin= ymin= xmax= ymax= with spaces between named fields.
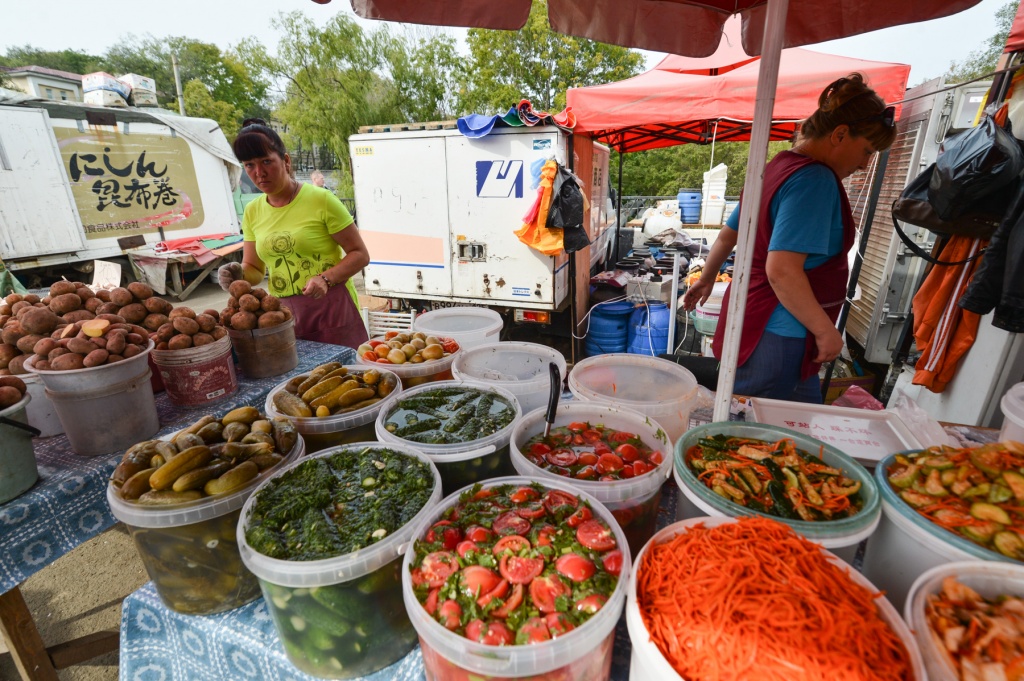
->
xmin=119 ymin=481 xmax=680 ymax=681
xmin=0 ymin=342 xmax=355 ymax=594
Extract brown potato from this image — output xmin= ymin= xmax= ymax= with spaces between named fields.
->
xmin=106 ymin=332 xmax=127 ymax=355
xmin=172 ymin=317 xmax=200 ymax=336
xmin=143 ymin=297 xmax=173 ymax=315
xmin=22 ymin=294 xmax=40 ymax=305
xmin=260 ymin=296 xmax=280 ymax=312
xmin=125 ymin=333 xmax=145 ymax=346
xmin=84 ymin=297 xmax=103 ymax=313
xmin=194 ymin=314 xmax=217 ymax=333
xmin=75 ymin=286 xmax=95 ymax=301
xmin=168 ymin=306 xmax=196 ymax=320
xmin=90 ymin=336 xmax=107 ymax=349
xmin=156 ymin=341 xmax=169 ymax=350
xmin=96 ymin=313 xmax=126 ymax=325
xmin=33 ymin=337 xmax=58 ymax=356
xmin=48 ymin=347 xmax=68 ymax=361
xmin=251 ymin=288 xmax=268 ymax=300
xmin=1 ymin=320 xmax=25 ymax=346
xmin=109 ymin=287 xmax=133 ymax=307
xmin=62 ymin=310 xmax=95 ymax=323
xmin=210 ymin=326 xmax=227 ymax=341
xmin=0 ymin=344 xmax=19 ymax=369
xmin=192 ymin=332 xmax=214 ymax=347
xmin=257 ymin=311 xmax=286 ymax=329
xmin=238 ymin=294 xmax=261 ymax=313
xmin=18 ymin=307 xmax=59 ymax=335
xmin=3 ymin=294 xmax=23 ymax=306
xmin=154 ymin=323 xmax=175 ymax=343
xmin=83 ymin=349 xmax=109 ymax=367
xmin=49 ymin=293 xmax=82 ymax=315
xmin=168 ymin=334 xmax=193 ymax=350
xmin=0 ymin=385 xmax=22 ymax=408
xmin=96 ymin=301 xmax=121 ymax=316
xmin=50 ymin=353 xmax=85 ymax=371
xmin=0 ymin=375 xmax=27 ymax=394
xmin=10 ymin=301 xmax=30 ymax=315
xmin=95 ymin=289 xmax=111 ymax=302
xmin=127 ymin=282 xmax=154 ymax=300
xmin=118 ymin=303 xmax=147 ymax=324
xmin=228 ymin=279 xmax=252 ymax=299
xmin=16 ymin=334 xmax=43 ymax=354
xmin=7 ymin=355 xmax=28 ymax=374
xmin=48 ymin=281 xmax=78 ymax=298
xmin=281 ymin=306 xmax=293 ymax=321
xmin=123 ymin=344 xmax=143 ymax=358
xmin=220 ymin=308 xmax=236 ymax=326
xmin=202 ymin=309 xmax=220 ymax=319
xmin=66 ymin=337 xmax=95 ymax=355
xmin=230 ymin=311 xmax=258 ymax=331
xmin=107 ymin=354 xmax=124 ymax=363
xmin=143 ymin=313 xmax=169 ymax=332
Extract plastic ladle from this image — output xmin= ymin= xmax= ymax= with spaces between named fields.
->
xmin=543 ymin=362 xmax=561 ymax=438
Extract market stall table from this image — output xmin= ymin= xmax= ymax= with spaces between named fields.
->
xmin=0 ymin=341 xmax=355 ymax=681
xmin=129 ymin=239 xmax=244 ymax=302
xmin=119 ymin=481 xmax=681 ymax=681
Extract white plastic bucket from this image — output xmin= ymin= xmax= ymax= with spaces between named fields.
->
xmin=22 ymin=374 xmax=63 ymax=438
xmin=25 ymin=339 xmax=154 ymax=392
xmin=413 ymin=307 xmax=503 ymax=350
xmin=673 ymin=422 xmax=881 ymax=566
xmin=861 ymin=451 xmax=1019 ymax=613
xmin=1000 ymin=382 xmax=1024 ymax=443
xmin=626 ymin=517 xmax=926 ymax=681
xmin=905 ymin=560 xmax=1024 ymax=681
xmin=567 ymin=353 xmax=697 ymax=443
xmin=0 ymin=394 xmax=38 ymax=503
xmin=403 ymin=475 xmax=630 ymax=681
xmin=451 ymin=341 xmax=566 ymax=414
xmin=510 ymin=401 xmax=672 ymax=556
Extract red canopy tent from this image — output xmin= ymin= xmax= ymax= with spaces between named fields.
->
xmin=566 ymin=43 xmax=910 ymax=152
xmin=1006 ymin=0 xmax=1024 ymax=53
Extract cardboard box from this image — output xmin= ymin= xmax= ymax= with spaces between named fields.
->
xmin=84 ymin=89 xmax=128 ymax=108
xmin=823 ymin=370 xmax=877 ymax=405
xmin=82 ymin=72 xmax=131 ymax=99
xmin=129 ymin=90 xmax=159 ymax=107
xmin=118 ymin=73 xmax=156 ymax=93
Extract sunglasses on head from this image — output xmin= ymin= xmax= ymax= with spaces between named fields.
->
xmin=851 ymin=105 xmax=896 ymax=129
xmin=241 ymin=117 xmax=268 ymax=129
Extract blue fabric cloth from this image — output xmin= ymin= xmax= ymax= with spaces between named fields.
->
xmin=0 ymin=342 xmax=356 ymax=594
xmin=722 ymin=165 xmax=843 ymax=338
xmin=733 ymin=330 xmax=823 ymax=403
xmin=119 ymin=480 xmax=684 ymax=681
xmin=456 ymin=113 xmax=501 ymax=138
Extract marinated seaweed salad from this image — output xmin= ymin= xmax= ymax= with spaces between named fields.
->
xmin=384 ymin=387 xmax=515 ymax=444
xmin=685 ymin=434 xmax=864 ymax=521
xmin=245 ymin=447 xmax=434 ymax=560
xmin=410 ymin=483 xmax=622 ymax=646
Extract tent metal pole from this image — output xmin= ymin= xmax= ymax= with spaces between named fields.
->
xmin=712 ymin=0 xmax=790 ymax=422
xmin=568 ymin=132 xmax=580 ymax=364
xmin=610 ymin=150 xmax=624 ymax=271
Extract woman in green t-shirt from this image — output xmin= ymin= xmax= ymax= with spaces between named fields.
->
xmin=219 ymin=120 xmax=370 ymax=349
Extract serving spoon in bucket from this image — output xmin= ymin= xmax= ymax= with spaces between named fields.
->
xmin=544 ymin=362 xmax=561 ymax=438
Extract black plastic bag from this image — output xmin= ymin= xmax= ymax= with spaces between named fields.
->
xmin=928 ymin=116 xmax=1024 ymax=221
xmin=547 ymin=164 xmax=590 ymax=254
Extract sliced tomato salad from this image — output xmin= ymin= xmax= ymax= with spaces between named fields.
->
xmin=410 ymin=483 xmax=621 ymax=647
xmin=522 ymin=423 xmax=663 ymax=482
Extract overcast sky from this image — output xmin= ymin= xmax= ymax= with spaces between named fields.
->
xmin=0 ymin=0 xmax=1012 ymax=86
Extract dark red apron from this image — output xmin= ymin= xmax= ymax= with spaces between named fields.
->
xmin=711 ymin=151 xmax=855 ymax=381
xmin=280 ymin=285 xmax=369 ymax=350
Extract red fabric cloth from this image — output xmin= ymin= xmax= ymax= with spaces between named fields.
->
xmin=711 ymin=150 xmax=855 ymax=381
xmin=279 ymin=283 xmax=368 ymax=350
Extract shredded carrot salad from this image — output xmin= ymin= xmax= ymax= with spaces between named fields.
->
xmin=636 ymin=517 xmax=913 ymax=681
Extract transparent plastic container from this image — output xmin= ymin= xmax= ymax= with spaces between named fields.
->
xmin=0 ymin=393 xmax=38 ymax=503
xmin=357 ymin=335 xmax=457 ymax=388
xmin=568 ymin=353 xmax=697 ymax=443
xmin=452 ymin=341 xmax=566 ymax=414
xmin=626 ymin=516 xmax=926 ymax=681
xmin=107 ymin=436 xmax=304 ymax=615
xmin=45 ymin=368 xmax=159 ymax=456
xmin=905 ymin=560 xmax=1024 ymax=681
xmin=1000 ymin=382 xmax=1024 ymax=443
xmin=228 ymin=318 xmax=298 ymax=379
xmin=510 ymin=402 xmax=672 ymax=556
xmin=673 ymin=422 xmax=881 ymax=566
xmin=264 ymin=365 xmax=402 ymax=452
xmin=25 ymin=338 xmax=154 ymax=391
xmin=238 ymin=442 xmax=442 ymax=679
xmin=374 ymin=380 xmax=521 ymax=497
xmin=403 ymin=476 xmax=631 ymax=681
xmin=862 ymin=452 xmax=1018 ymax=613
xmin=413 ymin=307 xmax=503 ymax=350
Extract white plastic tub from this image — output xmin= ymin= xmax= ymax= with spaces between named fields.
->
xmin=238 ymin=442 xmax=441 ymax=679
xmin=452 ymin=341 xmax=566 ymax=414
xmin=1000 ymin=382 xmax=1024 ymax=443
xmin=0 ymin=394 xmax=37 ymax=504
xmin=673 ymin=422 xmax=881 ymax=566
xmin=25 ymin=339 xmax=154 ymax=392
xmin=22 ymin=374 xmax=62 ymax=438
xmin=510 ymin=401 xmax=671 ymax=556
xmin=265 ymin=365 xmax=402 ymax=452
xmin=905 ymin=560 xmax=1024 ymax=681
xmin=403 ymin=475 xmax=630 ymax=681
xmin=108 ymin=435 xmax=304 ymax=615
xmin=357 ymin=335 xmax=457 ymax=388
xmin=626 ymin=516 xmax=926 ymax=681
xmin=862 ymin=451 xmax=1018 ymax=613
xmin=568 ymin=353 xmax=697 ymax=443
xmin=375 ymin=380 xmax=521 ymax=496
xmin=413 ymin=307 xmax=503 ymax=350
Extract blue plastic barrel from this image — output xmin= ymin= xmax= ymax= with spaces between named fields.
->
xmin=677 ymin=188 xmax=702 ymax=224
xmin=627 ymin=302 xmax=670 ymax=356
xmin=584 ymin=301 xmax=635 ymax=357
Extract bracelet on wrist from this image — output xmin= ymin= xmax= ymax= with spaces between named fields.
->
xmin=320 ymin=274 xmax=334 ymax=288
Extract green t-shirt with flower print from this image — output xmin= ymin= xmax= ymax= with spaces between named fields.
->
xmin=241 ymin=184 xmax=359 ymax=306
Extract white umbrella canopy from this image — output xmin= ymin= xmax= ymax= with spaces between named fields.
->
xmin=337 ymin=0 xmax=985 ymax=420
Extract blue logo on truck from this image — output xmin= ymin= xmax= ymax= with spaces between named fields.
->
xmin=476 ymin=160 xmax=524 ymax=198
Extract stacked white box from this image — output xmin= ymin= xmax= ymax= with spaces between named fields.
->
xmin=82 ymin=72 xmax=130 ymax=100
xmin=83 ymin=89 xmax=128 ymax=107
xmin=701 ymin=163 xmax=727 ymax=224
xmin=118 ymin=73 xmax=156 ymax=93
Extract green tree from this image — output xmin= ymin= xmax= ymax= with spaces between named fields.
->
xmin=388 ymin=29 xmax=464 ymax=121
xmin=183 ymin=79 xmax=243 ymax=138
xmin=946 ymin=0 xmax=1020 ymax=83
xmin=0 ymin=45 xmax=103 ymax=74
xmin=461 ymin=0 xmax=644 ymax=113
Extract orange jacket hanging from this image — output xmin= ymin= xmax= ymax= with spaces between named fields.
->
xmin=912 ymin=236 xmax=985 ymax=392
xmin=514 ymin=160 xmax=563 ymax=256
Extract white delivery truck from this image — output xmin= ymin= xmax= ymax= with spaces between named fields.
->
xmin=349 ymin=124 xmax=614 ymax=315
xmin=0 ymin=95 xmax=241 ymax=282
